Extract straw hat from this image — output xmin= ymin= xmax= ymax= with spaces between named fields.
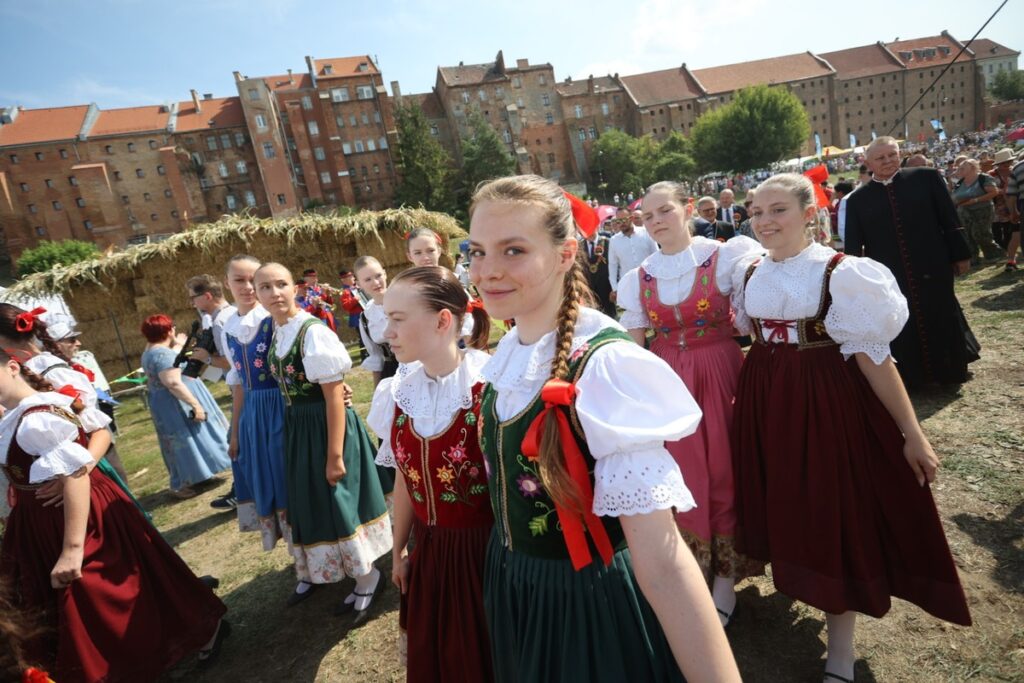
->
xmin=993 ymin=148 xmax=1016 ymax=164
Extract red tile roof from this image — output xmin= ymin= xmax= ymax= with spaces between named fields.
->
xmin=820 ymin=43 xmax=905 ymax=79
xmin=175 ymin=96 xmax=245 ymax=132
xmin=620 ymin=67 xmax=703 ymax=107
xmin=262 ymin=73 xmax=313 ymax=92
xmin=970 ymin=38 xmax=1020 ymax=59
xmin=693 ymin=52 xmax=834 ymax=94
xmin=404 ymin=92 xmax=446 ymax=119
xmin=312 ymin=56 xmax=379 ymax=80
xmin=886 ymin=35 xmax=971 ymax=69
xmin=555 ymin=76 xmax=622 ymax=98
xmin=438 ymin=61 xmax=507 ymax=87
xmin=0 ymin=105 xmax=90 ymax=147
xmin=90 ymin=105 xmax=170 ymax=137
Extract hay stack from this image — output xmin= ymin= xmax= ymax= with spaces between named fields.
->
xmin=7 ymin=208 xmax=465 ymax=380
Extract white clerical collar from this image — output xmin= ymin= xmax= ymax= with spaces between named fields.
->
xmin=871 ymin=173 xmax=896 ymax=186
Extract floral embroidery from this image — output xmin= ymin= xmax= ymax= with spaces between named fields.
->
xmin=569 ymin=341 xmax=590 ymax=363
xmin=696 ymin=298 xmax=710 ymax=314
xmin=253 ymin=357 xmax=264 ymax=369
xmin=395 ymin=414 xmax=408 ymax=427
xmin=437 ymin=465 xmax=455 ymax=485
xmin=256 ymin=342 xmax=267 ymax=353
xmin=464 ymin=411 xmax=477 ymax=426
xmin=435 ymin=437 xmax=488 ymax=505
xmin=406 ymin=468 xmax=422 ymax=486
xmin=517 ymin=473 xmax=542 ymax=498
xmin=285 ymin=364 xmax=295 ymax=374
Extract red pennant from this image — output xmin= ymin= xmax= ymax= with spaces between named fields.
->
xmin=562 ymin=191 xmax=600 ymax=239
xmin=521 ymin=379 xmax=614 ymax=571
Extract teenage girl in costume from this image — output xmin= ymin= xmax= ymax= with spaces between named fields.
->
xmin=468 ymin=174 xmax=739 ymax=683
xmin=256 ymin=263 xmax=393 ymax=616
xmin=0 ymin=348 xmax=229 ymax=682
xmin=354 ymin=256 xmax=397 ymax=388
xmin=733 ymin=173 xmax=971 ymax=683
xmin=618 ymin=181 xmax=764 ymax=625
xmin=406 ymin=227 xmax=480 ymax=343
xmin=368 ymin=265 xmax=494 ymax=682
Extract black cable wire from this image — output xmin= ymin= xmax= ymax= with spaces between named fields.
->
xmin=887 ymin=0 xmax=1010 ymax=136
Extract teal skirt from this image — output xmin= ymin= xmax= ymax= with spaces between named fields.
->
xmin=484 ymin=531 xmax=684 ymax=683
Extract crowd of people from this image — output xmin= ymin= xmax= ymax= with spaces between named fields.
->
xmin=3 ymin=132 xmax=1008 ymax=682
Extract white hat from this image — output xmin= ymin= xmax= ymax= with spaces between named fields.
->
xmin=47 ymin=315 xmax=81 ymax=341
xmin=993 ymin=148 xmax=1016 ymax=164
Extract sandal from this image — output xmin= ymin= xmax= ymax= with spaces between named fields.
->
xmin=198 ymin=619 xmax=231 ymax=665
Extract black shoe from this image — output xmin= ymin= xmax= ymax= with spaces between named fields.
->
xmin=286 ymin=581 xmax=318 ymax=607
xmin=823 ymin=671 xmax=854 ymax=683
xmin=199 ymin=575 xmax=220 ymax=590
xmin=716 ymin=602 xmax=739 ymax=631
xmin=209 ymin=494 xmax=238 ymax=511
xmin=198 ymin=620 xmax=232 ymax=665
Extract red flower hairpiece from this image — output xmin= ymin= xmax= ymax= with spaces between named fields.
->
xmin=466 ymin=299 xmax=485 ymax=314
xmin=14 ymin=307 xmax=47 ymax=333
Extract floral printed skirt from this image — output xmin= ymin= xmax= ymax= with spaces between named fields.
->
xmin=283 ymin=401 xmax=392 ymax=583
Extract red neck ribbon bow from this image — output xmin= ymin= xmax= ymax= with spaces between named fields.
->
xmin=521 ymin=378 xmax=614 ymax=571
xmin=71 ymin=362 xmax=96 ymax=382
xmin=55 ymin=385 xmax=80 ymax=400
xmin=23 ymin=667 xmax=53 ymax=683
xmin=465 ymin=299 xmax=485 ymax=314
xmin=562 ymin=191 xmax=600 ymax=239
xmin=14 ymin=307 xmax=47 ymax=333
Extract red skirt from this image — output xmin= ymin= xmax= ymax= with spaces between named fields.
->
xmin=0 ymin=469 xmax=226 ymax=683
xmin=731 ymin=342 xmax=971 ymax=626
xmin=399 ymin=518 xmax=493 ymax=683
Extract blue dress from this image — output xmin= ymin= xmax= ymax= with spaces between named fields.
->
xmin=226 ymin=313 xmax=290 ymax=550
xmin=141 ymin=345 xmax=231 ymax=490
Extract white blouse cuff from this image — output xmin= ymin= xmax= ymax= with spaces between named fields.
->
xmin=592 ymin=446 xmax=697 ymax=517
xmin=29 ymin=441 xmax=94 ymax=484
xmin=840 ymin=341 xmax=893 ymax=366
xmin=618 ymin=309 xmax=650 ymax=330
xmin=374 ymin=440 xmax=397 ymax=468
xmin=78 ymin=406 xmax=112 ymax=433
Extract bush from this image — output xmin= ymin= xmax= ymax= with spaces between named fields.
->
xmin=16 ymin=239 xmax=100 ymax=277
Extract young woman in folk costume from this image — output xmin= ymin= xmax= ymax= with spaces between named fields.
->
xmin=354 ymin=255 xmax=398 ymax=389
xmin=367 ymin=265 xmax=494 ymax=682
xmin=405 ymin=227 xmax=480 ymax=344
xmin=733 ymin=173 xmax=971 ymax=683
xmin=255 ymin=263 xmax=393 ymax=616
xmin=0 ymin=304 xmax=142 ymax=513
xmin=617 ymin=181 xmax=765 ymax=626
xmin=467 ymin=174 xmax=740 ymax=683
xmin=0 ymin=348 xmax=229 ymax=683
xmin=220 ymin=254 xmax=312 ymax=604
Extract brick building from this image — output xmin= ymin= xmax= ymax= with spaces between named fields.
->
xmin=556 ymin=75 xmax=630 ymax=182
xmin=963 ymin=38 xmax=1019 ymax=89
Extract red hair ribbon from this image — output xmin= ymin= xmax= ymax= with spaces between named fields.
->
xmin=55 ymin=385 xmax=80 ymax=400
xmin=22 ymin=668 xmax=53 ymax=683
xmin=521 ymin=378 xmax=614 ymax=571
xmin=404 ymin=230 xmax=443 ymax=245
xmin=562 ymin=191 xmax=600 ymax=239
xmin=2 ymin=347 xmax=32 ymax=363
xmin=14 ymin=307 xmax=47 ymax=333
xmin=802 ymin=164 xmax=831 ymax=209
xmin=71 ymin=362 xmax=96 ymax=383
xmin=465 ymin=299 xmax=485 ymax=314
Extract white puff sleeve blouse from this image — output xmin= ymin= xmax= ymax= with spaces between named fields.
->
xmin=0 ymin=393 xmax=94 ymax=484
xmin=273 ymin=311 xmax=352 ymax=384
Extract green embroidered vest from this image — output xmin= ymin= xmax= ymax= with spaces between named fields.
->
xmin=478 ymin=327 xmax=632 ymax=560
xmin=268 ymin=317 xmax=325 ymax=405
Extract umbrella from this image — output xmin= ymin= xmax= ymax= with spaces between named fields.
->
xmin=596 ymin=205 xmax=617 ymax=222
xmin=1006 ymin=128 xmax=1024 ymax=142
xmin=628 ymin=198 xmax=642 ymax=210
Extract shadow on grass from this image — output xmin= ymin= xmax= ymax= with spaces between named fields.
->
xmin=163 ymin=558 xmax=399 ymax=683
xmin=952 ymin=502 xmax=1024 ymax=595
xmin=969 ymin=277 xmax=1024 ymax=309
xmin=138 ymin=477 xmax=229 ymax=516
xmin=162 ymin=509 xmax=235 ymax=548
xmin=730 ymin=583 xmax=878 ymax=682
xmin=909 ymin=383 xmax=966 ymax=421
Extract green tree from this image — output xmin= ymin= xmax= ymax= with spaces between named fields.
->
xmin=651 ymin=131 xmax=697 ymax=182
xmin=591 ymin=129 xmax=696 ymax=198
xmin=591 ymin=129 xmax=644 ymax=195
xmin=393 ymin=104 xmax=456 ymax=213
xmin=690 ymin=84 xmax=810 ymax=172
xmin=989 ymin=70 xmax=1024 ymax=102
xmin=16 ymin=239 xmax=100 ymax=277
xmin=457 ymin=108 xmax=516 ymax=205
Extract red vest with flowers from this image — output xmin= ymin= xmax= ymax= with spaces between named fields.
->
xmin=639 ymin=249 xmax=735 ymax=349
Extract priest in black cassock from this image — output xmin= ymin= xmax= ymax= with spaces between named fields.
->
xmin=845 ymin=136 xmax=980 ymax=388
xmin=579 ymin=230 xmax=616 ymax=316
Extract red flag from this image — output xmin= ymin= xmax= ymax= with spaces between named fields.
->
xmin=562 ymin=191 xmax=600 ymax=238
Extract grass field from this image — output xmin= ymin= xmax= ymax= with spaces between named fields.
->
xmin=123 ymin=266 xmax=1024 ymax=682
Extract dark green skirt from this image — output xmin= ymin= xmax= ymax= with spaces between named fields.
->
xmin=283 ymin=401 xmax=392 ymax=583
xmin=484 ymin=531 xmax=684 ymax=683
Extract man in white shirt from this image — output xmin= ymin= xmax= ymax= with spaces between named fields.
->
xmin=608 ymin=207 xmax=658 ymax=300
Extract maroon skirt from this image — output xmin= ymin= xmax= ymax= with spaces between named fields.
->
xmin=731 ymin=342 xmax=971 ymax=626
xmin=399 ymin=518 xmax=493 ymax=683
xmin=0 ymin=469 xmax=226 ymax=683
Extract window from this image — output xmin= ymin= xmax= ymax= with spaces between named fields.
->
xmin=545 ymin=112 xmax=554 ymax=125
xmin=236 ymin=160 xmax=248 ymax=174
xmin=248 ymin=88 xmax=259 ymax=101
xmin=301 ymin=95 xmax=313 ymax=110
xmin=361 ymin=112 xmax=369 ymax=125
xmin=226 ymin=194 xmax=237 ymax=210
xmin=331 ymin=87 xmax=350 ymax=102
xmin=207 ymin=136 xmax=218 ymax=151
xmin=349 ymin=166 xmax=357 ymax=177
xmin=220 ymin=134 xmax=232 ymax=149
xmin=75 ymin=197 xmax=85 ymax=208
xmin=356 ymin=85 xmax=374 ymax=100
xmin=35 ymin=152 xmax=43 ymax=161
xmin=218 ymin=162 xmax=229 ymax=177
xmin=171 ymin=210 xmax=178 ymax=218
xmin=342 ymin=142 xmax=352 ymax=154
xmin=588 ymin=127 xmax=597 ymax=139
xmin=255 ymin=114 xmax=268 ymax=130
xmin=234 ymin=132 xmax=245 ymax=146
xmin=577 ymin=128 xmax=586 ymax=141
xmin=574 ymin=104 xmax=583 ymax=118
xmin=244 ymin=191 xmax=256 ymax=207
xmin=60 ymin=148 xmax=69 ymax=158
xmin=430 ymin=124 xmax=439 ymax=137
xmin=354 ymin=140 xmax=365 ymax=153
xmin=512 ymin=77 xmax=521 ymax=88
xmin=136 ymin=168 xmax=145 ymax=178
xmin=314 ymin=147 xmax=326 ymax=160
xmin=52 ymin=200 xmax=62 ymax=210
xmin=373 ymin=109 xmax=381 ymax=123
xmin=361 ymin=165 xmax=368 ymax=176
xmin=144 ymin=192 xmax=151 ymax=201
xmin=277 ymin=194 xmax=286 ymax=205
xmin=147 ymin=140 xmax=157 ymax=150
xmin=336 ymin=114 xmax=346 ymax=128
xmin=601 ymin=102 xmax=609 ymax=116
xmin=349 ymin=114 xmax=358 ymax=126
xmin=157 ymin=165 xmax=166 ymax=175
xmin=262 ymin=142 xmax=276 ymax=159
xmin=308 ymin=121 xmax=319 ymax=136
xmin=35 ymin=226 xmax=45 ymax=236
xmin=547 ymin=153 xmax=555 ymax=163
xmin=479 ymin=89 xmax=487 ymax=101
xmin=516 ymin=97 xmax=524 ymax=108
xmin=19 ymin=183 xmax=28 ymax=192
xmin=461 ymin=91 xmax=470 ymax=104
xmin=8 ymin=154 xmax=17 ymax=164
xmin=539 ymin=74 xmax=547 ymax=85
xmin=542 ymin=93 xmax=551 ymax=107
xmin=113 ymin=171 xmax=122 ymax=181
xmin=127 ymin=142 xmax=136 ymax=152
xmin=320 ymin=171 xmax=332 ymax=185
xmin=45 ymin=179 xmax=54 ymax=188
xmin=367 ymin=138 xmax=377 ymax=151
xmin=83 ymin=220 xmax=93 ymax=230
xmin=105 ymin=145 xmax=113 ymax=154
xmin=373 ymin=164 xmax=380 ymax=174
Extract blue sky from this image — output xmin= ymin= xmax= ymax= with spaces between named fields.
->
xmin=1 ymin=0 xmax=1020 ymax=110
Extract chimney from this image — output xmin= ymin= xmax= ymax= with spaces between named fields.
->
xmin=287 ymin=68 xmax=293 ymax=83
xmin=391 ymin=80 xmax=403 ymax=101
xmin=190 ymin=89 xmax=202 ymax=112
xmin=306 ymin=55 xmax=317 ymax=86
xmin=233 ymin=70 xmax=242 ymax=82
xmin=588 ymin=75 xmax=595 ymax=94
xmin=203 ymin=93 xmax=213 ymax=100
xmin=516 ymin=58 xmax=529 ymax=69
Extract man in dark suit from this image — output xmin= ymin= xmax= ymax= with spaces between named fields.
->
xmin=579 ymin=231 xmax=616 ymax=316
xmin=845 ymin=136 xmax=978 ymax=388
xmin=717 ymin=188 xmax=749 ymax=225
xmin=696 ymin=197 xmax=736 ymax=241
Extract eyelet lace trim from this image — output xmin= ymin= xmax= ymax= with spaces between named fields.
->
xmin=592 ymin=447 xmax=697 ymax=517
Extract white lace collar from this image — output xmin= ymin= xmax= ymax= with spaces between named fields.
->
xmin=759 ymin=241 xmax=836 ymax=277
xmin=481 ymin=307 xmax=623 ymax=392
xmin=272 ymin=310 xmax=315 ymax=357
xmin=0 ymin=392 xmax=75 ymax=463
xmin=225 ymin=305 xmax=268 ymax=338
xmin=390 ymin=349 xmax=490 ymax=419
xmin=641 ymin=237 xmax=716 ymax=279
